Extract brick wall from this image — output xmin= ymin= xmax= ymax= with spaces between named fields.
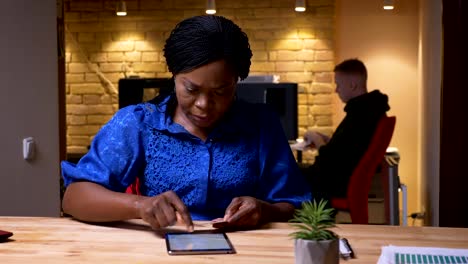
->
xmin=64 ymin=0 xmax=336 ymax=163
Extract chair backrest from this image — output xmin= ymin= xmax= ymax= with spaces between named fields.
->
xmin=125 ymin=177 xmax=141 ymax=195
xmin=346 ymin=115 xmax=396 ymax=224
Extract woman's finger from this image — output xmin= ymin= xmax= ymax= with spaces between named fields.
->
xmin=228 ymin=198 xmax=262 ymax=226
xmin=164 ymin=191 xmax=193 ymax=232
xmin=154 ymin=197 xmax=177 ymax=228
xmin=224 ymin=197 xmax=243 ymax=221
xmin=140 ymin=203 xmax=161 ymax=229
xmin=231 ymin=208 xmax=260 ymax=227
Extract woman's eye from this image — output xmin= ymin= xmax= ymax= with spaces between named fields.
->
xmin=214 ymin=89 xmax=225 ymax=96
xmin=185 ymin=86 xmax=197 ymax=93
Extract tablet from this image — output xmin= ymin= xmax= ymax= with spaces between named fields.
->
xmin=165 ymin=231 xmax=236 ymax=255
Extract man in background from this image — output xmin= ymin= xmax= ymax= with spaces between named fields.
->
xmin=305 ymin=58 xmax=390 ymax=203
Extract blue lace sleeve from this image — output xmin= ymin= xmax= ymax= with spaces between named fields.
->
xmin=61 ymin=106 xmax=145 ymax=192
xmin=256 ymin=107 xmax=312 ymax=207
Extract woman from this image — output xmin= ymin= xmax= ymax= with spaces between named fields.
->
xmin=61 ymin=15 xmax=311 ymax=231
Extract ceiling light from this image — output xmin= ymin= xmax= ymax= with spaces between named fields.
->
xmin=206 ymin=0 xmax=216 ymax=15
xmin=116 ymin=0 xmax=127 ymax=16
xmin=383 ymin=0 xmax=395 ymax=10
xmin=295 ymin=0 xmax=306 ymax=12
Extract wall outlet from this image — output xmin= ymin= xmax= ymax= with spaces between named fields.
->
xmin=23 ymin=137 xmax=35 ymax=160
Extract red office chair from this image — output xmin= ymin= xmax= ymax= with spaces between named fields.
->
xmin=126 ymin=177 xmax=141 ymax=195
xmin=331 ymin=115 xmax=396 ymax=224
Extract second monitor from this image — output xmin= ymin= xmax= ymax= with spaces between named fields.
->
xmin=235 ymin=82 xmax=298 ymax=141
xmin=118 ymin=78 xmax=298 ymax=141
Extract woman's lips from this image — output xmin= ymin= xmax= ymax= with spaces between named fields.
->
xmin=192 ymin=114 xmax=211 ymax=124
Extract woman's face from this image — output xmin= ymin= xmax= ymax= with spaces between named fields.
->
xmin=174 ymin=60 xmax=237 ymax=133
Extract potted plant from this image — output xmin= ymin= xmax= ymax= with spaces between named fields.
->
xmin=289 ymin=199 xmax=339 ymax=264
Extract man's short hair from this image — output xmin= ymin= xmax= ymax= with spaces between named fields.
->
xmin=334 ymin=58 xmax=367 ymax=81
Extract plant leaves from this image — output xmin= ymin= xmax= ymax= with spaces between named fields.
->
xmin=288 ymin=199 xmax=338 ymax=241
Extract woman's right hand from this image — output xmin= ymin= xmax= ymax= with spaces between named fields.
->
xmin=136 ymin=190 xmax=194 ymax=232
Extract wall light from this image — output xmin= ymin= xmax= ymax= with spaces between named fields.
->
xmin=295 ymin=0 xmax=306 ymax=12
xmin=383 ymin=0 xmax=395 ymax=10
xmin=206 ymin=0 xmax=216 ymax=15
xmin=116 ymin=0 xmax=127 ymax=16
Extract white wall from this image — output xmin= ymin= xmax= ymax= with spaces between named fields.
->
xmin=0 ymin=0 xmax=60 ymax=216
xmin=335 ymin=0 xmax=421 ymax=218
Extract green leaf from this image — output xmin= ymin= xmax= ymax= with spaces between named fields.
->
xmin=289 ymin=199 xmax=338 ymax=241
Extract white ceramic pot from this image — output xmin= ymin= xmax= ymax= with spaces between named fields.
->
xmin=294 ymin=238 xmax=339 ymax=264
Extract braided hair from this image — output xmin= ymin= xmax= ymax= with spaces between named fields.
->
xmin=164 ymin=15 xmax=252 ymax=80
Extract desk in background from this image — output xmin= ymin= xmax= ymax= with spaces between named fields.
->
xmin=1 ymin=217 xmax=467 ymax=263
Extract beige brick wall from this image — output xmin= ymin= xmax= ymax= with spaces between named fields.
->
xmin=64 ymin=0 xmax=336 ymax=163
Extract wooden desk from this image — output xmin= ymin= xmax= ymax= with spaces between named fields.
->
xmin=1 ymin=217 xmax=467 ymax=263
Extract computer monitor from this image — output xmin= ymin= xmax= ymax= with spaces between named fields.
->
xmin=118 ymin=78 xmax=298 ymax=141
xmin=118 ymin=78 xmax=174 ymax=109
xmin=235 ymin=82 xmax=298 ymax=141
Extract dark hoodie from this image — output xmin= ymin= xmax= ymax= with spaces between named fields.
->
xmin=306 ymin=90 xmax=390 ymax=201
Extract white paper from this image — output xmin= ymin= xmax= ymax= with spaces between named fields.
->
xmin=378 ymin=245 xmax=468 ymax=264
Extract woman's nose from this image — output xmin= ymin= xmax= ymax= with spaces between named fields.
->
xmin=195 ymin=94 xmax=211 ymax=109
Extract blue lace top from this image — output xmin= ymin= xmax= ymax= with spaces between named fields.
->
xmin=61 ymin=95 xmax=311 ymax=220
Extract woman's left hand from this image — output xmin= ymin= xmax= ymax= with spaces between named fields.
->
xmin=221 ymin=196 xmax=267 ymax=228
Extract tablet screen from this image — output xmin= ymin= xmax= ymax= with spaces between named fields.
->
xmin=165 ymin=231 xmax=236 ymax=255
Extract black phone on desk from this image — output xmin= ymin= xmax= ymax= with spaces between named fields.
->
xmin=339 ymin=238 xmax=355 ymax=259
xmin=165 ymin=230 xmax=236 ymax=255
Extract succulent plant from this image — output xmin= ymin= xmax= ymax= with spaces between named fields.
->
xmin=289 ymin=199 xmax=338 ymax=241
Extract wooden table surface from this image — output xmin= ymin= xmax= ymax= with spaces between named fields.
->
xmin=1 ymin=217 xmax=467 ymax=263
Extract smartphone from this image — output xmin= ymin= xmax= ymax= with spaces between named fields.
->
xmin=339 ymin=238 xmax=355 ymax=259
xmin=165 ymin=230 xmax=236 ymax=255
